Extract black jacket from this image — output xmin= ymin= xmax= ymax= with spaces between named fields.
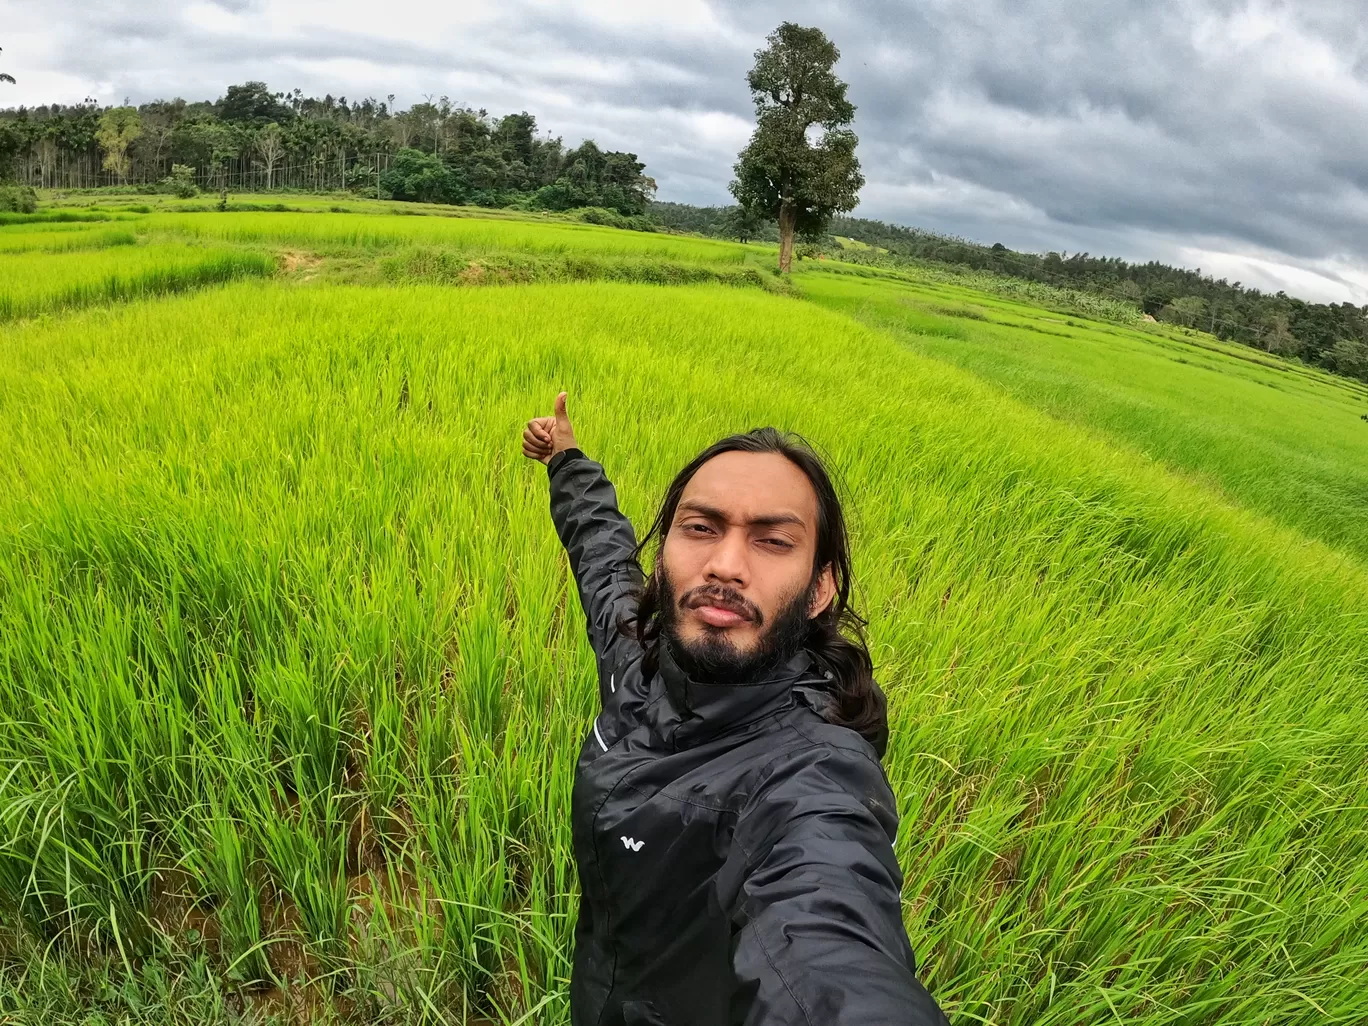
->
xmin=548 ymin=448 xmax=949 ymax=1026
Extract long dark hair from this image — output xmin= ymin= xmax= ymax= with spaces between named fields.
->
xmin=620 ymin=427 xmax=889 ymax=756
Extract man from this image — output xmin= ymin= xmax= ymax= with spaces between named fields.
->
xmin=523 ymin=392 xmax=949 ymax=1026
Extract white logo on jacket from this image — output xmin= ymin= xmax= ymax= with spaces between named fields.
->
xmin=620 ymin=836 xmax=644 ymax=852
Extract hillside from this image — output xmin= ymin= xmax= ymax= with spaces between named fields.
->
xmin=647 ymin=202 xmax=1368 ymax=389
xmin=795 ymin=263 xmax=1368 ymax=560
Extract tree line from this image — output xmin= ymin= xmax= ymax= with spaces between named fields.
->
xmin=646 ymin=203 xmax=1368 ymax=386
xmin=0 ymin=82 xmax=656 ymax=214
xmin=826 ymin=217 xmax=1368 ymax=384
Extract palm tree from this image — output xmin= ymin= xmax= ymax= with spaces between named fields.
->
xmin=1 ymin=47 xmax=14 ymax=85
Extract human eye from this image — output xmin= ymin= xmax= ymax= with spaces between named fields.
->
xmin=760 ymin=536 xmax=794 ymax=550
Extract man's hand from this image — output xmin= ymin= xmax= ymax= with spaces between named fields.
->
xmin=522 ymin=391 xmax=579 ymax=465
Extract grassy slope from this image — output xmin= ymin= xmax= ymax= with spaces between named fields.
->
xmin=0 ymin=242 xmax=276 ymax=320
xmin=0 ymin=225 xmax=137 ymax=252
xmin=1 ymin=279 xmax=1365 ymax=1024
xmin=134 ymin=212 xmax=759 ymax=262
xmin=0 ymin=210 xmax=784 ymax=326
xmin=797 ymin=265 xmax=1368 ymax=562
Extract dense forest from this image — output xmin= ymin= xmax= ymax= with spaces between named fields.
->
xmin=0 ymin=82 xmax=655 ymax=214
xmin=647 ymin=203 xmax=1368 ymax=386
xmin=2 ymin=82 xmax=1365 ymax=386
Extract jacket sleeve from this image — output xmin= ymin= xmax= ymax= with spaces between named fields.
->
xmin=727 ymin=746 xmax=950 ymax=1026
xmin=546 ymin=448 xmax=644 ymax=679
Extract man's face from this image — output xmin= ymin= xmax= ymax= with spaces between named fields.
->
xmin=658 ymin=451 xmax=836 ymax=680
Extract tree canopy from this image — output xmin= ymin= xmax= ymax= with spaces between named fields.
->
xmin=0 ymin=83 xmax=655 ymax=215
xmin=730 ymin=22 xmax=864 ymax=272
xmin=95 ymin=107 xmax=141 ymax=182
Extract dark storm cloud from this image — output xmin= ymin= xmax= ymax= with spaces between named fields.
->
xmin=8 ymin=0 xmax=1368 ymax=299
xmin=748 ymin=0 xmax=1368 ymax=295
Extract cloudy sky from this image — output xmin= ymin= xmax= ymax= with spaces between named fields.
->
xmin=7 ymin=0 xmax=1368 ymax=303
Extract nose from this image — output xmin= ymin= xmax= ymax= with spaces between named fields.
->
xmin=702 ymin=527 xmax=749 ymax=587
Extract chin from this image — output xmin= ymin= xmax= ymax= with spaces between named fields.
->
xmin=691 ymin=623 xmax=757 ymax=648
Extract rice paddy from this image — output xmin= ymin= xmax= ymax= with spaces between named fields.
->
xmin=0 ymin=205 xmax=1365 ymax=1025
xmin=137 ymin=211 xmax=759 ymax=264
xmin=794 ymin=267 xmax=1368 ymax=560
xmin=0 ymin=242 xmax=276 ymax=321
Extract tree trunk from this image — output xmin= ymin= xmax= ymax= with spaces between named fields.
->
xmin=777 ymin=197 xmax=796 ymax=273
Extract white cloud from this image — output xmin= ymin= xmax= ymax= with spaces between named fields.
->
xmin=1175 ymin=245 xmax=1368 ymax=305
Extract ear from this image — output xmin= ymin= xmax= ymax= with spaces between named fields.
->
xmin=808 ymin=564 xmax=837 ymax=619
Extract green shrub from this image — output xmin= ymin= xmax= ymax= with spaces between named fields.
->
xmin=0 ymin=185 xmax=38 ymax=214
xmin=379 ymin=148 xmax=460 ymax=205
xmin=572 ymin=206 xmax=660 ymax=233
xmin=159 ymin=165 xmax=199 ymax=199
xmin=795 ymin=240 xmax=838 ymax=261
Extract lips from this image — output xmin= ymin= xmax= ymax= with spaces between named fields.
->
xmin=695 ymin=604 xmax=748 ymax=627
xmin=684 ymin=590 xmax=757 ymax=628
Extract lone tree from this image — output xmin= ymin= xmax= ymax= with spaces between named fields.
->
xmin=730 ymin=23 xmax=863 ymax=273
xmin=96 ymin=107 xmax=142 ymax=183
xmin=255 ymin=122 xmax=285 ymax=189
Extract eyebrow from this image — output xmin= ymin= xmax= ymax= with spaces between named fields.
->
xmin=676 ymin=499 xmax=807 ymax=530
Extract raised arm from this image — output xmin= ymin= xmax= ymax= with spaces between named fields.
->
xmin=523 ymin=392 xmax=643 ymax=664
xmin=725 ymin=747 xmax=950 ymax=1026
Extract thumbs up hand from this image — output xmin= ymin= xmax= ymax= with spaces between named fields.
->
xmin=522 ymin=391 xmax=580 ymax=465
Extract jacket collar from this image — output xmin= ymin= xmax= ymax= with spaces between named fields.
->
xmin=647 ymin=637 xmax=824 ymax=750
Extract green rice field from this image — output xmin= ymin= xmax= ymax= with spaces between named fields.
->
xmin=0 ymin=241 xmax=276 ymax=320
xmin=1 ymin=201 xmax=1366 ymax=1025
xmin=138 ymin=211 xmax=757 ymax=262
xmin=0 ymin=224 xmax=135 ymax=251
xmin=796 ymin=267 xmax=1368 ymax=560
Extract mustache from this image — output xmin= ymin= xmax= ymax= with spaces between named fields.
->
xmin=679 ymin=585 xmax=762 ymax=624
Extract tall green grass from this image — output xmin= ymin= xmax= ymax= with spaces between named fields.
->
xmin=1 ymin=281 xmax=1364 ymax=1024
xmin=0 ymin=210 xmax=123 ymax=226
xmin=798 ymin=267 xmax=1368 ymax=561
xmin=818 ymin=255 xmax=1144 ymax=323
xmin=0 ymin=244 xmax=276 ymax=321
xmin=139 ymin=211 xmax=756 ymax=264
xmin=0 ymin=221 xmax=119 ymax=236
xmin=379 ymin=245 xmax=773 ymax=290
xmin=0 ymin=226 xmax=137 ymax=253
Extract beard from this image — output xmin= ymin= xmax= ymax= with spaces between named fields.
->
xmin=656 ymin=565 xmax=817 ymax=685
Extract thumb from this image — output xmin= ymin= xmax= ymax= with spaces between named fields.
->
xmin=554 ymin=391 xmax=571 ymax=428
